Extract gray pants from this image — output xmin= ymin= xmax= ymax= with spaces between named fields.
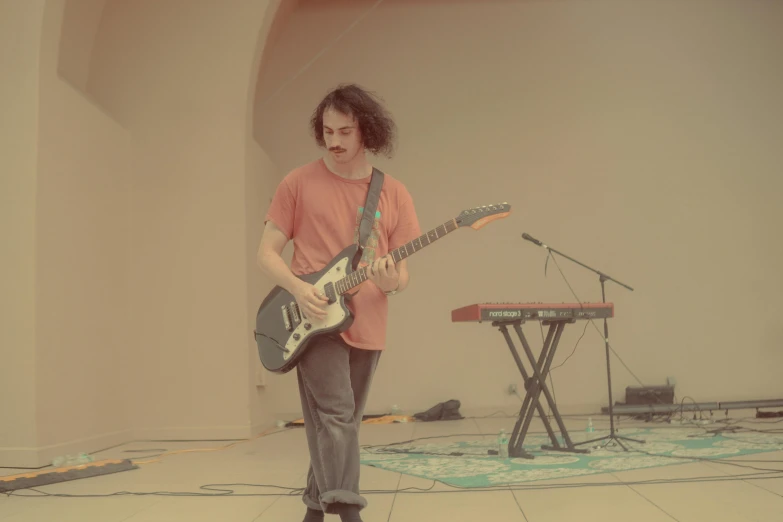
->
xmin=296 ymin=334 xmax=381 ymax=514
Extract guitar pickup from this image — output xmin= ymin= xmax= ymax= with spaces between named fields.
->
xmin=281 ymin=305 xmax=293 ymax=332
xmin=323 ymin=283 xmax=337 ymax=304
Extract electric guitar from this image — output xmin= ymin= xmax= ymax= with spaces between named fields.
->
xmin=254 ymin=202 xmax=512 ymax=374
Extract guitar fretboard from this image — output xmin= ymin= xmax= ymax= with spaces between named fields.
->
xmin=335 ymin=219 xmax=458 ymax=295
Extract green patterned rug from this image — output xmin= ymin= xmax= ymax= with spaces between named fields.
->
xmin=360 ymin=427 xmax=783 ymax=487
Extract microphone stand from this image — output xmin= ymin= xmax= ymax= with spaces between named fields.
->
xmin=521 ymin=233 xmax=644 ymax=451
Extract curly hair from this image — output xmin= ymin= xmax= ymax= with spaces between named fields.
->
xmin=310 ymin=84 xmax=397 ymax=158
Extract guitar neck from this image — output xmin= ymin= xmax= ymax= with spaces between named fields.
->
xmin=336 ymin=219 xmax=458 ymax=295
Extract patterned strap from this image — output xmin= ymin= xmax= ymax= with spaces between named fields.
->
xmin=358 ymin=168 xmax=384 ymax=249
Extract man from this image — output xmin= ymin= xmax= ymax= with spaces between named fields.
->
xmin=257 ymin=84 xmax=421 ymax=522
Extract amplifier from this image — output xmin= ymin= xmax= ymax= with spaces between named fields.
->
xmin=625 ymin=385 xmax=674 ymax=406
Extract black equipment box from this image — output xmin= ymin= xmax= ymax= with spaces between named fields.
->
xmin=625 ymin=385 xmax=674 ymax=405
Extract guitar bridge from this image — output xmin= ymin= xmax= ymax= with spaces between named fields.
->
xmin=290 ymin=302 xmax=301 ymax=324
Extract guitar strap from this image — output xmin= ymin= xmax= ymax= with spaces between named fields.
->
xmin=357 ymin=167 xmax=384 ymax=250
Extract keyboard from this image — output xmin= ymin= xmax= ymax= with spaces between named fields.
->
xmin=451 ymin=302 xmax=614 ymax=323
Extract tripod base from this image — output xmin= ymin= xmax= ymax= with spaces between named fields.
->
xmin=541 ymin=444 xmax=590 ymax=454
xmin=574 ymin=432 xmax=645 ymax=451
xmin=509 ymin=448 xmax=535 ymax=460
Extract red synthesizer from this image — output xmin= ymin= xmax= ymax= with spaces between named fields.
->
xmin=451 ymin=302 xmax=614 ymax=323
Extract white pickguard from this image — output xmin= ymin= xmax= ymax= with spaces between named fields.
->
xmin=283 ymin=256 xmax=351 ymax=359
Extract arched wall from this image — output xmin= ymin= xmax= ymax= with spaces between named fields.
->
xmin=4 ymin=0 xmax=782 ymax=469
xmin=0 ymin=0 xmax=291 ymax=468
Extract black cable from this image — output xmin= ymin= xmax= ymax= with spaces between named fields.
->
xmin=541 ymin=251 xmax=699 ymax=431
xmin=366 ymin=447 xmax=489 ymax=458
xmin=361 ymin=433 xmax=492 ymax=451
xmin=546 ymin=252 xmax=648 ymax=388
xmin=550 ymin=320 xmax=590 ymax=372
xmin=464 ymin=410 xmax=517 ymax=419
xmin=710 ymin=432 xmax=783 ymax=446
xmin=204 ymin=470 xmax=783 ymax=494
xmin=511 ymin=486 xmax=531 ymax=521
xmin=629 ymin=447 xmax=783 ymax=473
xmin=8 ymin=470 xmax=783 ymax=499
xmin=544 ymin=254 xmax=683 ymax=424
xmin=7 ymin=422 xmax=783 ymax=500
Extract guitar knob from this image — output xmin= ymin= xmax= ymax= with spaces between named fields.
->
xmin=293 ymin=333 xmax=301 ymax=341
xmin=304 ymin=323 xmax=311 ymax=330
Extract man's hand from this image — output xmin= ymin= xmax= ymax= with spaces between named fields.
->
xmin=368 ymin=254 xmax=400 ymax=293
xmin=292 ymin=281 xmax=329 ymax=320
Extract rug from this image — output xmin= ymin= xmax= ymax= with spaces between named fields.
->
xmin=359 ymin=427 xmax=783 ymax=487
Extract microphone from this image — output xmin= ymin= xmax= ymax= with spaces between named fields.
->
xmin=521 ymin=232 xmax=544 ymax=247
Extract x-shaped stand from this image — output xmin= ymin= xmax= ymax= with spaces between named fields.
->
xmin=493 ymin=318 xmax=591 ymax=459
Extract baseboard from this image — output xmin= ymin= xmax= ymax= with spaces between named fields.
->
xmin=0 ymin=421 xmax=288 ymax=469
xmin=251 ymin=420 xmax=278 ymax=436
xmin=0 ymin=429 xmax=132 ymax=469
xmin=131 ymin=424 xmax=255 ymax=441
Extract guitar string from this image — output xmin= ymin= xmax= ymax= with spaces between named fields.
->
xmin=337 ymin=221 xmax=449 ymax=293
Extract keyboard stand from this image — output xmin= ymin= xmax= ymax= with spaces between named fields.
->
xmin=492 ymin=318 xmax=591 ymax=459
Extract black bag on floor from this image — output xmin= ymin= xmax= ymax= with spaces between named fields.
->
xmin=413 ymin=399 xmax=464 ymax=422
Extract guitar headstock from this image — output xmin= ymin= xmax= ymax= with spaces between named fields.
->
xmin=456 ymin=202 xmax=512 ymax=230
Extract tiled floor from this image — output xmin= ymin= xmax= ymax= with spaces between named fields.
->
xmin=2 ymin=413 xmax=783 ymax=521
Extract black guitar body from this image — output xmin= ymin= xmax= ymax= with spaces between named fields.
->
xmin=254 ymin=244 xmax=360 ymax=374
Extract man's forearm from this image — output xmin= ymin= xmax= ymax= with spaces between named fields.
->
xmin=395 ymin=270 xmax=409 ymax=293
xmin=258 ymin=252 xmax=302 ymax=294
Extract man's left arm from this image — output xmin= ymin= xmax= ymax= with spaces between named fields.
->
xmin=393 ymin=259 xmax=410 ymax=293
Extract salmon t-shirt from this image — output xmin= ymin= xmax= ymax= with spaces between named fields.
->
xmin=265 ymin=158 xmax=421 ymax=350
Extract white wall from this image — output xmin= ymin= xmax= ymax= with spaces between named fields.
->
xmin=255 ymin=0 xmax=783 ymax=418
xmin=0 ymin=0 xmax=46 ymax=468
xmin=245 ymin=136 xmax=284 ymax=432
xmin=0 ymin=0 xmax=285 ymax=467
xmin=3 ymin=0 xmax=780 ymax=468
xmin=85 ymin=0 xmax=275 ymax=440
xmin=34 ymin=0 xmax=133 ymax=459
